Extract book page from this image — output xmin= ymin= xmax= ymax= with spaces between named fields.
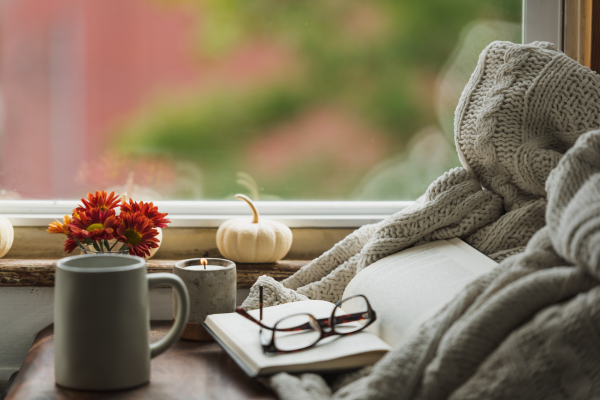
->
xmin=343 ymin=239 xmax=496 ymax=347
xmin=206 ymin=300 xmax=390 ymax=374
xmin=448 ymin=237 xmax=497 ymax=268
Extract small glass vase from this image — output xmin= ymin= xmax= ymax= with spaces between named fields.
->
xmin=80 ymin=247 xmax=129 ymax=255
xmin=79 ymin=240 xmax=130 ymax=255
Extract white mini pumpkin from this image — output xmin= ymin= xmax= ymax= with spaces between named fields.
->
xmin=217 ymin=194 xmax=292 ymax=263
xmin=0 ymin=216 xmax=14 ymax=258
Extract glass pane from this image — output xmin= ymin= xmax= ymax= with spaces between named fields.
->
xmin=334 ymin=296 xmax=371 ymax=334
xmin=274 ymin=314 xmax=321 ymax=351
xmin=0 ymin=0 xmax=522 ymax=200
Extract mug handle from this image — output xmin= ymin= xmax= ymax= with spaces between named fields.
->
xmin=147 ymin=273 xmax=190 ymax=358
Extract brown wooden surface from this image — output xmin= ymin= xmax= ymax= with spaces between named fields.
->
xmin=564 ymin=0 xmax=587 ymax=64
xmin=4 ymin=227 xmax=354 ymax=261
xmin=591 ymin=0 xmax=600 ymax=72
xmin=0 ymin=259 xmax=307 ymax=288
xmin=5 ymin=322 xmax=276 ymax=400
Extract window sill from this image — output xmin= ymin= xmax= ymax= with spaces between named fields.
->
xmin=0 ymin=259 xmax=308 ymax=288
xmin=0 ymin=200 xmax=411 ymax=228
xmin=0 ymin=201 xmax=403 ymax=279
xmin=5 ymin=226 xmax=355 ymax=260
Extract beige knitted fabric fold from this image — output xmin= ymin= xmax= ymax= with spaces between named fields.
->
xmin=241 ymin=40 xmax=600 ymax=310
xmin=269 ymin=128 xmax=600 ymax=400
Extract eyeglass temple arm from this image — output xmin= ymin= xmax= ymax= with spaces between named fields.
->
xmin=322 ymin=311 xmax=371 ymax=326
xmin=259 ymin=284 xmax=263 ymax=322
xmin=235 ymin=307 xmax=275 ymax=330
xmin=235 ymin=307 xmax=311 ymax=332
xmin=291 ymin=311 xmax=371 ymax=331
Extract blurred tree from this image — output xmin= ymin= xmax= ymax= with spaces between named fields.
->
xmin=115 ymin=0 xmax=521 ymax=200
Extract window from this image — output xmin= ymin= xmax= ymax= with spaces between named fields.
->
xmin=0 ymin=0 xmax=522 ymax=208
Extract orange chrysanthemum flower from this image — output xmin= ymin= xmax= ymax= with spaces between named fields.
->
xmin=48 ymin=215 xmax=79 ymax=253
xmin=69 ymin=209 xmax=119 ymax=242
xmin=74 ymin=190 xmax=121 ymax=213
xmin=120 ymin=199 xmax=170 ymax=228
xmin=48 ymin=215 xmax=72 ymax=235
xmin=116 ymin=212 xmax=159 ymax=257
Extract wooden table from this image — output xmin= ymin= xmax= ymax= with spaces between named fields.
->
xmin=4 ymin=322 xmax=276 ymax=400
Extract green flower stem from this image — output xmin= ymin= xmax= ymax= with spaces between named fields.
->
xmin=92 ymin=241 xmax=102 ymax=253
xmin=74 ymin=237 xmax=85 ymax=251
xmin=118 ymin=243 xmax=129 ymax=254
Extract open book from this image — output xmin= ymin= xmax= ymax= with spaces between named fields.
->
xmin=203 ymin=238 xmax=497 ymax=376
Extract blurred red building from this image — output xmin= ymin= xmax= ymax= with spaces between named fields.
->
xmin=0 ymin=0 xmax=388 ymax=200
xmin=0 ymin=0 xmax=199 ymax=198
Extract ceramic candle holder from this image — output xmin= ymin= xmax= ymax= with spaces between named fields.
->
xmin=173 ymin=258 xmax=236 ymax=341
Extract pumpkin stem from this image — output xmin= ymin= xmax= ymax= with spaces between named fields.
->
xmin=236 ymin=194 xmax=259 ymax=223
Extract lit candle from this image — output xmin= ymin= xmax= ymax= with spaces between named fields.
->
xmin=184 ymin=258 xmax=226 ymax=271
xmin=173 ymin=257 xmax=236 ymax=341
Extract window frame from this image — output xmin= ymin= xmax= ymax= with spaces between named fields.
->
xmin=0 ymin=1 xmax=560 ymax=229
xmin=523 ymin=0 xmax=564 ymax=49
xmin=0 ymin=200 xmax=412 ymax=228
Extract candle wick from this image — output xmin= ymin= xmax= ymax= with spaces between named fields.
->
xmin=200 ymin=258 xmax=208 ymax=270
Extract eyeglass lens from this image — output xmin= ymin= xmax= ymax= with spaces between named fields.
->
xmin=333 ymin=296 xmax=371 ymax=334
xmin=270 ymin=314 xmax=322 ymax=352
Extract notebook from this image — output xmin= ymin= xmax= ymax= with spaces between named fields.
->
xmin=203 ymin=238 xmax=497 ymax=376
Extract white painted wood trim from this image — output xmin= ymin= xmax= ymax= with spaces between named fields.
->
xmin=524 ymin=0 xmax=565 ymax=49
xmin=0 ymin=200 xmax=412 ymax=228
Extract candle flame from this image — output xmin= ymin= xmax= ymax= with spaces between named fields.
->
xmin=200 ymin=258 xmax=208 ymax=270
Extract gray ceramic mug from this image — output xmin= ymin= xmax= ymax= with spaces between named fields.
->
xmin=55 ymin=254 xmax=190 ymax=391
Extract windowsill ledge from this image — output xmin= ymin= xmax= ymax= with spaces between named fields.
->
xmin=0 ymin=200 xmax=411 ymax=228
xmin=0 ymin=259 xmax=308 ymax=288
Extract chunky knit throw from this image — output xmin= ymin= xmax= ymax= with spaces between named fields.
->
xmin=241 ymin=40 xmax=600 ymax=310
xmin=267 ymin=127 xmax=600 ymax=400
xmin=240 ymin=41 xmax=600 ymax=399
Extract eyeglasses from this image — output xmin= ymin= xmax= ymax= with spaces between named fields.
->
xmin=235 ymin=287 xmax=376 ymax=354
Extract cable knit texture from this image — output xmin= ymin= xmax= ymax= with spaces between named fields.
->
xmin=246 ymin=41 xmax=600 ymax=399
xmin=268 ymin=130 xmax=600 ymax=400
xmin=241 ymin=41 xmax=600 ymax=309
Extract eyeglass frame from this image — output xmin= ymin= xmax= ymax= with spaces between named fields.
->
xmin=235 ymin=294 xmax=377 ymax=354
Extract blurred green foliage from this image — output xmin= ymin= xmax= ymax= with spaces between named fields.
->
xmin=116 ymin=0 xmax=521 ymax=200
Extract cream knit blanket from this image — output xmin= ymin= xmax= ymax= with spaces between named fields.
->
xmin=269 ymin=128 xmax=600 ymax=399
xmin=241 ymin=41 xmax=600 ymax=398
xmin=242 ymin=41 xmax=600 ymax=309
